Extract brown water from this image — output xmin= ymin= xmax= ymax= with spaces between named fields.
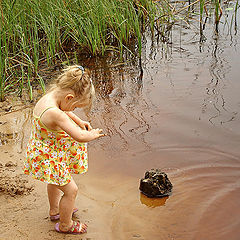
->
xmin=1 ymin=7 xmax=240 ymax=240
xmin=73 ymin=11 xmax=240 ymax=240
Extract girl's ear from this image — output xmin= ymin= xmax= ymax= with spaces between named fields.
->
xmin=65 ymin=94 xmax=74 ymax=101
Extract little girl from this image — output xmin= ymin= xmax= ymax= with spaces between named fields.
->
xmin=24 ymin=65 xmax=104 ymax=234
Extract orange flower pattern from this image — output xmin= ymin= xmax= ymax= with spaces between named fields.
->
xmin=24 ymin=117 xmax=88 ymax=186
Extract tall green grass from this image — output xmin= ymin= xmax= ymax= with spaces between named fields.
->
xmin=0 ymin=0 xmax=163 ymax=101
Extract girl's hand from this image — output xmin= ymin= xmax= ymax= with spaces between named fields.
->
xmin=79 ymin=120 xmax=92 ymax=131
xmin=90 ymin=128 xmax=106 ymax=139
xmin=47 ymin=109 xmax=104 ymax=142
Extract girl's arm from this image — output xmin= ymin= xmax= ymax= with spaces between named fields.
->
xmin=44 ymin=108 xmax=104 ymax=142
xmin=65 ymin=111 xmax=92 ymax=130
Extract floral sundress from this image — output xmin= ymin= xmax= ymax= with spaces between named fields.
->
xmin=24 ymin=107 xmax=88 ymax=186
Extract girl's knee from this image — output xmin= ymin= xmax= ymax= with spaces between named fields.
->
xmin=71 ymin=184 xmax=78 ymax=197
xmin=67 ymin=181 xmax=78 ymax=198
xmin=63 ymin=181 xmax=78 ymax=198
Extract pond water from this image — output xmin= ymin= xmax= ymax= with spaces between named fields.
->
xmin=73 ymin=9 xmax=240 ymax=240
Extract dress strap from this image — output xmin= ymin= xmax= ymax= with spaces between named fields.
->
xmin=39 ymin=107 xmax=56 ymax=118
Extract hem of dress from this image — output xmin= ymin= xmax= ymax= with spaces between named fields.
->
xmin=70 ymin=168 xmax=88 ymax=175
xmin=23 ymin=171 xmax=71 ymax=186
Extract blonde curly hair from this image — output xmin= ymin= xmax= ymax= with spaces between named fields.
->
xmin=54 ymin=65 xmax=93 ymax=98
xmin=49 ymin=65 xmax=95 ymax=111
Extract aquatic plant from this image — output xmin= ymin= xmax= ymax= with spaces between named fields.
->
xmin=0 ymin=0 xmax=165 ymax=101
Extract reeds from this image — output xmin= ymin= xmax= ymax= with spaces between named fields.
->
xmin=0 ymin=0 xmax=163 ymax=101
xmin=165 ymin=0 xmax=238 ymax=40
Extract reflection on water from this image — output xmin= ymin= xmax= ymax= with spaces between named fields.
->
xmin=77 ymin=8 xmax=240 ymax=239
xmin=0 ymin=109 xmax=32 ymax=152
xmin=202 ymin=35 xmax=235 ymax=125
xmin=140 ymin=193 xmax=169 ymax=208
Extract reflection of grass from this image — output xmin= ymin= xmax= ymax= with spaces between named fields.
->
xmin=0 ymin=0 xmax=239 ymax=101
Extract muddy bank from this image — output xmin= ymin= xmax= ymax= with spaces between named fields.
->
xmin=0 ymin=161 xmax=33 ymax=196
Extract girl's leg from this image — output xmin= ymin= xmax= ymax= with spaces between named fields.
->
xmin=47 ymin=184 xmax=62 ymax=216
xmin=57 ymin=178 xmax=87 ymax=232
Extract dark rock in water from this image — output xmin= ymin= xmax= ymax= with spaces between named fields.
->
xmin=139 ymin=169 xmax=173 ymax=198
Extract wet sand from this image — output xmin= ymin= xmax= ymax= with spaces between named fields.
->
xmin=1 ymin=8 xmax=240 ymax=240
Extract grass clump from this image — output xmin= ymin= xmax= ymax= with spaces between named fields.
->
xmin=0 ymin=0 xmax=167 ymax=101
